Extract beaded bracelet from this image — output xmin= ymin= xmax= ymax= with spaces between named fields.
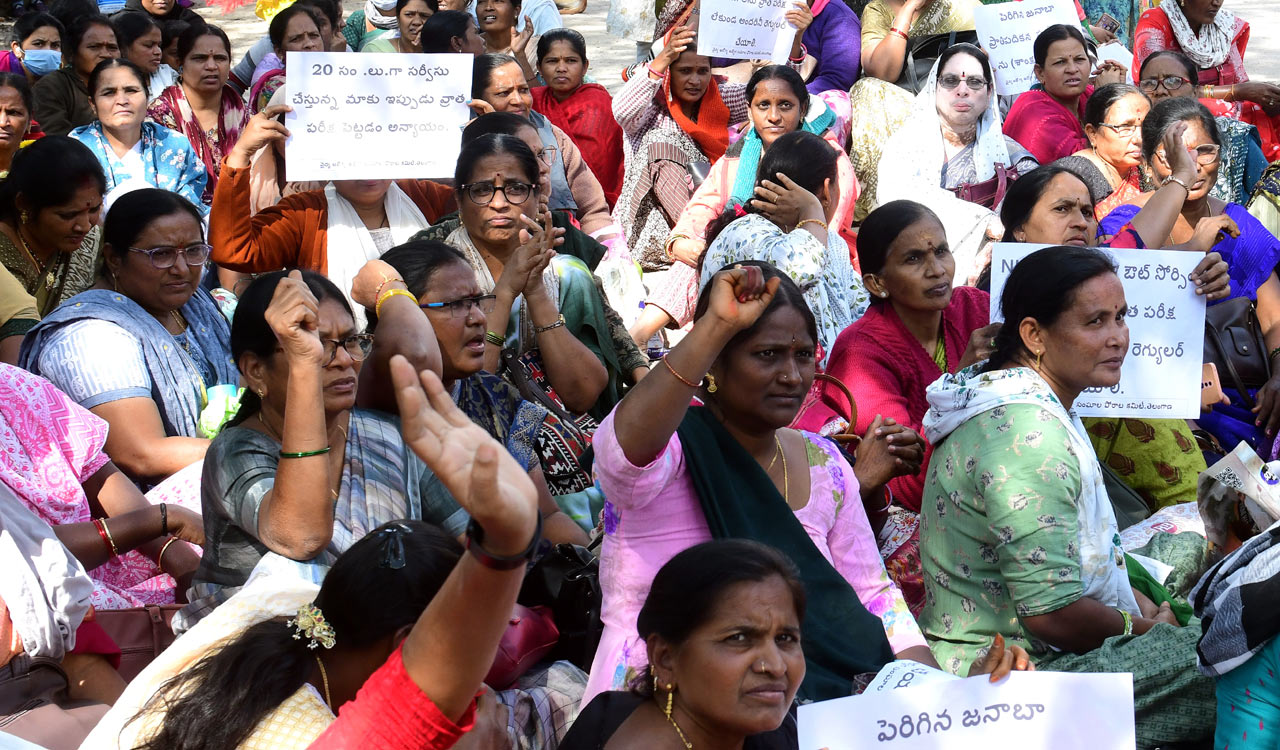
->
xmin=279 ymin=446 xmax=332 ymax=459
xmin=376 ymin=288 xmax=417 ymax=318
xmin=796 ymin=218 xmax=828 ymax=233
xmin=375 ymin=274 xmax=406 ymax=302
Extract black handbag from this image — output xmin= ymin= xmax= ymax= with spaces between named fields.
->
xmin=518 ymin=540 xmax=602 ymax=671
xmin=894 ymin=30 xmax=980 ymax=95
xmin=1204 ymin=296 xmax=1271 ymax=409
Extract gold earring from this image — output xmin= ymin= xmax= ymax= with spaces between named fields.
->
xmin=664 ymin=683 xmax=675 ymax=720
xmin=18 ymin=209 xmax=29 ymax=224
xmin=705 ymin=373 xmax=718 ymax=394
xmin=257 ymin=388 xmax=266 ymax=398
xmin=1035 ymin=350 xmax=1043 ymax=370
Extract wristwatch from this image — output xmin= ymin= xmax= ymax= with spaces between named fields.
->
xmin=465 ymin=513 xmax=543 ymax=570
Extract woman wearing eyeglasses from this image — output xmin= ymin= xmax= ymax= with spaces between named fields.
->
xmin=1099 ymin=96 xmax=1280 ymax=458
xmin=20 ymin=189 xmax=238 ymax=493
xmin=1069 ymin=83 xmax=1152 ymax=220
xmin=877 ymin=44 xmax=1038 ymax=285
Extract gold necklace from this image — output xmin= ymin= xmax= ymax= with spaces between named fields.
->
xmin=666 ymin=710 xmax=693 ymax=749
xmin=314 ymin=654 xmax=333 ymax=710
xmin=774 ymin=433 xmax=789 ymax=504
xmin=15 ymin=226 xmax=55 ymax=290
xmin=766 ymin=439 xmax=781 ymax=473
xmin=170 ymin=309 xmax=191 ymax=351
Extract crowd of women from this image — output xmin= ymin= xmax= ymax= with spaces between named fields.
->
xmin=5 ymin=0 xmax=1280 ymax=747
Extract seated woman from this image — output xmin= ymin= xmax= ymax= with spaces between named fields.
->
xmin=0 ymin=136 xmax=105 ymax=317
xmin=70 ymin=58 xmax=207 ymax=213
xmin=847 ymin=0 xmax=976 ymax=219
xmin=700 ymin=131 xmax=867 ymax=364
xmin=446 ymin=133 xmax=623 ymax=418
xmin=1004 ymin=25 xmax=1127 ymax=165
xmin=1138 ymin=50 xmax=1268 ymax=205
xmin=147 ymin=24 xmax=248 ymax=203
xmin=0 ymin=73 xmax=34 ymax=175
xmin=531 ymin=29 xmax=624 ymax=208
xmin=878 ymin=44 xmax=1038 ymax=284
xmin=340 ymin=0 xmax=398 ymax=52
xmin=797 ymin=200 xmax=997 ymax=613
xmin=476 ymin=0 xmax=536 ymax=77
xmin=634 ymin=65 xmax=857 ymax=345
xmin=0 ymin=363 xmax=204 ymax=611
xmin=20 ymin=190 xmax=238 ymax=492
xmin=360 ymin=247 xmax=590 ymax=542
xmin=118 ymin=0 xmax=204 ymax=27
xmin=113 ymin=11 xmax=176 ymax=102
xmin=183 ymin=271 xmax=466 ymax=623
xmin=1099 ymin=97 xmax=1280 ymax=459
xmin=587 ymin=262 xmax=934 ymax=702
xmin=249 ymin=4 xmax=324 ymax=115
xmin=32 ymin=14 xmax=118 ymax=136
xmin=361 ymin=0 xmax=434 ymax=53
xmin=0 ymin=13 xmax=64 ymax=86
xmin=472 ymin=54 xmax=619 ymax=243
xmin=1071 ymin=83 xmax=1152 ymax=220
xmin=209 ymin=107 xmax=455 ymax=326
xmin=229 ymin=0 xmax=344 ymax=93
xmin=418 ymin=9 xmax=486 ymax=54
xmin=919 ymin=246 xmax=1215 ymax=749
xmin=1133 ymin=0 xmax=1280 ymax=162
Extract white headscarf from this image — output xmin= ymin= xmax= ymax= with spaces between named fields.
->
xmin=365 ymin=0 xmax=400 ymax=29
xmin=876 ymin=50 xmax=1011 ymax=285
xmin=1162 ymin=0 xmax=1238 ymax=70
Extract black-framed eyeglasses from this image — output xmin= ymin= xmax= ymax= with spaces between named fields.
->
xmin=129 ymin=243 xmax=211 ymax=269
xmin=536 ymin=145 xmax=558 ymax=168
xmin=320 ymin=333 xmax=375 ymax=365
xmin=938 ymin=74 xmax=988 ymax=91
xmin=1138 ymin=75 xmax=1190 ymax=94
xmin=419 ymin=293 xmax=498 ymax=318
xmin=459 ymin=180 xmax=534 ymax=206
xmin=1099 ymin=122 xmax=1141 ymax=138
xmin=1158 ymin=143 xmax=1222 ymax=166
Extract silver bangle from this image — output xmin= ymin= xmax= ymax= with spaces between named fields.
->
xmin=1162 ymin=175 xmax=1191 ymax=192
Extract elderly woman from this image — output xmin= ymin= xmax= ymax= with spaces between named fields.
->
xmin=147 ymin=24 xmax=248 ymax=203
xmin=0 ymin=13 xmax=63 ymax=85
xmin=209 ymin=106 xmax=455 ymax=326
xmin=1138 ymin=50 xmax=1267 ymax=205
xmin=878 ymin=44 xmax=1038 ymax=285
xmin=1004 ymin=25 xmax=1127 ymax=165
xmin=699 ymin=131 xmax=867 ymax=364
xmin=113 ymin=11 xmax=177 ymax=102
xmin=71 ymin=59 xmax=207 ymax=213
xmin=20 ymin=190 xmax=237 ymax=493
xmin=0 ymin=136 xmax=105 ymax=317
xmin=32 ymin=14 xmax=118 ymax=136
xmin=361 ymin=0 xmax=435 ymax=53
xmin=250 ymin=4 xmax=324 ymax=114
xmin=1133 ymin=0 xmax=1280 ymax=162
xmin=919 ymin=245 xmax=1216 ymax=749
xmin=0 ymin=74 xmax=33 ymax=174
xmin=1070 ymin=83 xmax=1152 ymax=219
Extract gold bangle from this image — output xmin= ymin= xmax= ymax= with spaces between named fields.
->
xmin=1229 ymin=84 xmax=1236 ymax=103
xmin=484 ymin=331 xmax=505 ymax=347
xmin=665 ymin=233 xmax=690 ymax=262
xmin=158 ymin=536 xmax=179 ymax=566
xmin=375 ymin=288 xmax=417 ymax=317
xmin=661 ymin=356 xmax=703 ymax=388
xmin=374 ymin=275 xmax=406 ymax=301
xmin=100 ymin=518 xmax=119 ymax=558
xmin=796 ymin=218 xmax=828 ymax=233
xmin=534 ymin=314 xmax=566 ymax=334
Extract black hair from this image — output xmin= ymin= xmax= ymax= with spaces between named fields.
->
xmin=0 ymin=135 xmax=105 ymax=224
xmin=1050 ymin=155 xmax=1112 ymax=205
xmin=298 ymin=0 xmax=342 ymax=27
xmin=229 ymin=270 xmax=355 ymax=424
xmin=536 ymin=28 xmax=586 ymax=64
xmin=857 ymin=200 xmax=944 ymax=278
xmin=998 ymin=164 xmax=1088 ymax=241
xmin=112 ymin=10 xmax=160 ymax=51
xmin=633 ymin=539 xmax=805 ymax=695
xmin=692 ymin=260 xmax=819 ymax=358
xmin=373 ymin=241 xmax=470 ymax=327
xmin=66 ymin=13 xmax=116 ymax=59
xmin=87 ymin=57 xmax=149 ymax=100
xmin=160 ymin=19 xmax=194 ymax=52
xmin=1083 ymin=82 xmax=1146 ymax=129
xmin=0 ymin=73 xmax=34 ymax=117
xmin=984 ymin=246 xmax=1118 ymax=372
xmin=420 ymin=10 xmax=473 ymax=53
xmin=1139 ymin=49 xmax=1198 ymax=82
xmin=1033 ymin=23 xmax=1086 ymax=68
xmin=462 ymin=110 xmax=534 ymax=144
xmin=129 ymin=520 xmax=462 ymax=750
xmin=935 ymin=43 xmax=992 ymax=86
xmin=704 ymin=130 xmax=836 ymax=247
xmin=269 ymin=3 xmax=322 ymax=51
xmin=1140 ymin=95 xmax=1220 ymax=162
xmin=745 ymin=64 xmax=809 ymax=117
xmin=102 ymin=188 xmax=204 ymax=260
xmin=471 ymin=52 xmax=520 ymax=100
xmin=49 ymin=0 xmax=98 ymax=31
xmin=176 ymin=22 xmax=231 ymax=62
xmin=454 ymin=132 xmax=539 ymax=187
xmin=396 ymin=0 xmax=440 ymax=14
xmin=12 ymin=12 xmax=64 ymax=47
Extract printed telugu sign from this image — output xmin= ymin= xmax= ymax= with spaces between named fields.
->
xmin=798 ymin=671 xmax=1136 ymax=750
xmin=284 ymin=52 xmax=472 ymax=181
xmin=989 ymin=244 xmax=1207 ymax=420
xmin=974 ymin=0 xmax=1082 ymax=96
xmin=697 ymin=0 xmax=797 ymax=63
xmin=863 ymin=660 xmax=959 ymax=695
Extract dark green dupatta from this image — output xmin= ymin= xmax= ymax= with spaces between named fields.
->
xmin=676 ymin=407 xmax=895 ymax=701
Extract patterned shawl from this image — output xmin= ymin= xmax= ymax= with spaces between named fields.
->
xmin=0 ymin=226 xmax=102 ymax=317
xmin=1191 ymin=518 xmax=1280 ymax=677
xmin=146 ymin=83 xmax=249 ymax=203
xmin=69 ymin=121 xmax=209 ymax=215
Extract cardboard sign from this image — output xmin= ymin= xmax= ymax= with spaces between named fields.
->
xmin=697 ymin=0 xmax=797 ymax=63
xmin=988 ymin=244 xmax=1207 ymax=419
xmin=798 ymin=671 xmax=1136 ymax=750
xmin=284 ymin=52 xmax=472 ymax=180
xmin=974 ymin=0 xmax=1083 ymax=96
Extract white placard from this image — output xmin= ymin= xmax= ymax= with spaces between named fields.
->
xmin=697 ymin=0 xmax=797 ymax=63
xmin=284 ymin=52 xmax=472 ymax=181
xmin=1094 ymin=41 xmax=1134 ymax=69
xmin=798 ymin=671 xmax=1136 ymax=750
xmin=863 ymin=660 xmax=959 ymax=694
xmin=974 ymin=0 xmax=1082 ymax=96
xmin=989 ymin=243 xmax=1207 ymax=419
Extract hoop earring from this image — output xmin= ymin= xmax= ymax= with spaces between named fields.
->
xmin=705 ymin=373 xmax=718 ymax=394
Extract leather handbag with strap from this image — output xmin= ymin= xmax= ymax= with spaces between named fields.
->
xmin=517 ymin=538 xmax=602 ymax=672
xmin=92 ymin=604 xmax=183 ymax=683
xmin=796 ymin=373 xmax=862 ymax=448
xmin=894 ymin=30 xmax=980 ymax=95
xmin=1204 ymin=296 xmax=1271 ymax=410
xmin=950 ymin=163 xmax=1021 ymax=209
